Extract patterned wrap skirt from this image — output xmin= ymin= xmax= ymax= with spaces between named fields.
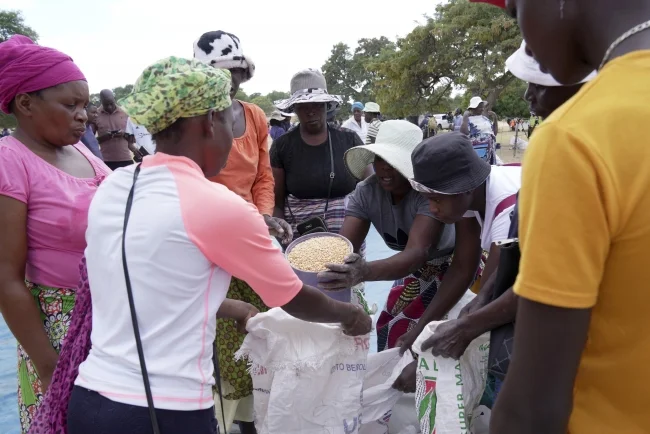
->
xmin=28 ymin=259 xmax=92 ymax=434
xmin=17 ymin=281 xmax=77 ymax=433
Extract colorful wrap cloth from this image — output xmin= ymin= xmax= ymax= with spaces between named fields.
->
xmin=0 ymin=35 xmax=85 ymax=114
xmin=27 ymin=259 xmax=92 ymax=434
xmin=119 ymin=56 xmax=232 ymax=134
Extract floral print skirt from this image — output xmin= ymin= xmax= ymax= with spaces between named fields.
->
xmin=17 ymin=281 xmax=75 ymax=433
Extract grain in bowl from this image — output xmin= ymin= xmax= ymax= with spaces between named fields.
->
xmin=287 ymin=236 xmax=352 ymax=272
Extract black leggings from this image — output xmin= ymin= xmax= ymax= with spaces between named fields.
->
xmin=67 ymin=386 xmax=219 ymax=434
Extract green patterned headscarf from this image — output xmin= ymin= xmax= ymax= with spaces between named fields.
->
xmin=119 ymin=56 xmax=232 ymax=135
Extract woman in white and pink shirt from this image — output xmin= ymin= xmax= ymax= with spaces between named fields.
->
xmin=66 ymin=57 xmax=371 ymax=434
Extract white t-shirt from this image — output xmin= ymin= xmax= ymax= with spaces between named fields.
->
xmin=75 ymin=153 xmax=302 ymax=411
xmin=463 ymin=165 xmax=521 ymax=251
xmin=341 ymin=117 xmax=368 ymax=143
xmin=126 ymin=118 xmax=155 ymax=154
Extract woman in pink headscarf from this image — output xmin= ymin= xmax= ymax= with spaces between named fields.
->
xmin=0 ymin=35 xmax=110 ymax=433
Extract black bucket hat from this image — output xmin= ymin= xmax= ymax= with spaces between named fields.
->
xmin=411 ymin=132 xmax=491 ymax=195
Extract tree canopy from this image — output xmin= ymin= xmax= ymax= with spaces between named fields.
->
xmin=0 ymin=10 xmax=38 ymax=43
xmin=0 ymin=10 xmax=39 ymax=128
xmin=322 ymin=37 xmax=396 ymax=117
xmin=322 ymin=0 xmax=522 ymax=118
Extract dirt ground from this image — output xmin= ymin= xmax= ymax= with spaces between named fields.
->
xmin=495 ymin=129 xmax=526 ymax=164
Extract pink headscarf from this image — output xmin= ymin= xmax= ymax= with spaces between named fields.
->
xmin=0 ymin=35 xmax=86 ymax=114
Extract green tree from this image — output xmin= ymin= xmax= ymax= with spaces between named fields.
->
xmin=493 ymin=80 xmax=530 ymax=118
xmin=440 ymin=0 xmax=521 ymax=108
xmin=0 ymin=10 xmax=38 ymax=43
xmin=0 ymin=10 xmax=39 ymax=128
xmin=369 ymin=0 xmax=521 ymax=117
xmin=322 ymin=37 xmax=396 ymax=117
xmin=113 ymin=85 xmax=133 ymax=102
xmin=235 ymin=89 xmax=250 ymax=102
xmin=250 ymin=95 xmax=274 ymax=115
xmin=266 ymin=91 xmax=290 ymax=106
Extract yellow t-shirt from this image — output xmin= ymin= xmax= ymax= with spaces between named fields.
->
xmin=515 ymin=51 xmax=650 ymax=433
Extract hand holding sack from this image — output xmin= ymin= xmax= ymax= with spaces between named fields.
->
xmin=413 ymin=291 xmax=490 ymax=434
xmin=236 ymin=308 xmax=371 ymax=434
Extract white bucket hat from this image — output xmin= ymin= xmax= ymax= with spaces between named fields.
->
xmin=506 ymin=41 xmax=596 ymax=86
xmin=193 ymin=31 xmax=255 ymax=82
xmin=344 ymin=120 xmax=423 ymax=180
xmin=274 ymin=69 xmax=342 ymax=113
xmin=468 ymin=96 xmax=487 ymax=109
xmin=363 ymin=102 xmax=380 ymax=113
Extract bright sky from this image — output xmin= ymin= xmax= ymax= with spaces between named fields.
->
xmin=1 ymin=0 xmax=442 ymax=96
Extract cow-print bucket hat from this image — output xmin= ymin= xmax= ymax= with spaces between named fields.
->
xmin=193 ymin=31 xmax=255 ymax=82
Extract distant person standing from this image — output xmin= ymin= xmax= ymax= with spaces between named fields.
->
xmin=453 ymin=108 xmax=463 ymax=132
xmin=125 ymin=117 xmax=155 ymax=157
xmin=363 ymin=102 xmax=381 ymax=144
xmin=268 ymin=110 xmax=290 ymax=141
xmin=80 ymin=104 xmax=103 ymax=160
xmin=461 ymin=97 xmax=498 ymax=164
xmin=342 ymin=101 xmax=368 ymax=143
xmin=95 ymin=89 xmax=140 ymax=170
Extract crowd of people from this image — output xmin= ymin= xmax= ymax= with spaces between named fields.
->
xmin=0 ymin=0 xmax=649 ymax=433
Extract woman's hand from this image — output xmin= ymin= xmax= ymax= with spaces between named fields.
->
xmin=392 ymin=360 xmax=417 ymax=393
xmin=217 ymin=300 xmax=260 ymax=333
xmin=317 ymin=254 xmax=369 ymax=290
xmin=263 ymin=214 xmax=293 ymax=244
xmin=236 ymin=303 xmax=259 ymax=334
xmin=341 ymin=304 xmax=372 ymax=336
xmin=421 ymin=318 xmax=476 ymax=360
xmin=396 ymin=326 xmax=423 ymax=355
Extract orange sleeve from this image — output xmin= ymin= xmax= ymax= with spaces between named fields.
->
xmin=249 ymin=104 xmax=276 ymax=216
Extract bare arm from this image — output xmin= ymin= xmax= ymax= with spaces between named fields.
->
xmin=338 ymin=215 xmax=371 ymax=254
xmin=364 ymin=215 xmax=440 ymax=282
xmin=272 ymin=167 xmax=287 ymax=220
xmin=0 ymin=196 xmax=58 ymax=389
xmin=417 ymin=218 xmax=481 ymax=322
xmin=320 ymin=215 xmax=441 ymax=289
xmin=96 ymin=132 xmax=113 ymax=143
xmin=491 ymin=299 xmax=590 ymax=434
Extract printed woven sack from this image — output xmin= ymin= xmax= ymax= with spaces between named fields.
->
xmin=413 ymin=291 xmax=490 ymax=434
xmin=359 ymin=349 xmax=413 ymax=434
xmin=236 ymin=308 xmax=370 ymax=434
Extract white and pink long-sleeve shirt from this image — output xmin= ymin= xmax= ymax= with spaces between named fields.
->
xmin=75 ymin=153 xmax=302 ymax=411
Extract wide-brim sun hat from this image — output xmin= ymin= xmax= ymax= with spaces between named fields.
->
xmin=468 ymin=96 xmax=487 ymax=109
xmin=411 ymin=132 xmax=491 ymax=195
xmin=193 ymin=31 xmax=255 ymax=82
xmin=344 ymin=120 xmax=423 ymax=180
xmin=274 ymin=68 xmax=342 ymax=113
xmin=269 ymin=110 xmax=290 ymax=121
xmin=363 ymin=102 xmax=380 ymax=113
xmin=506 ymin=41 xmax=597 ymax=86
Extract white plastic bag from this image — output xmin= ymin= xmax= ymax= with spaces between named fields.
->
xmin=413 ymin=318 xmax=489 ymax=432
xmin=359 ymin=349 xmax=413 ymax=434
xmin=236 ymin=308 xmax=370 ymax=434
